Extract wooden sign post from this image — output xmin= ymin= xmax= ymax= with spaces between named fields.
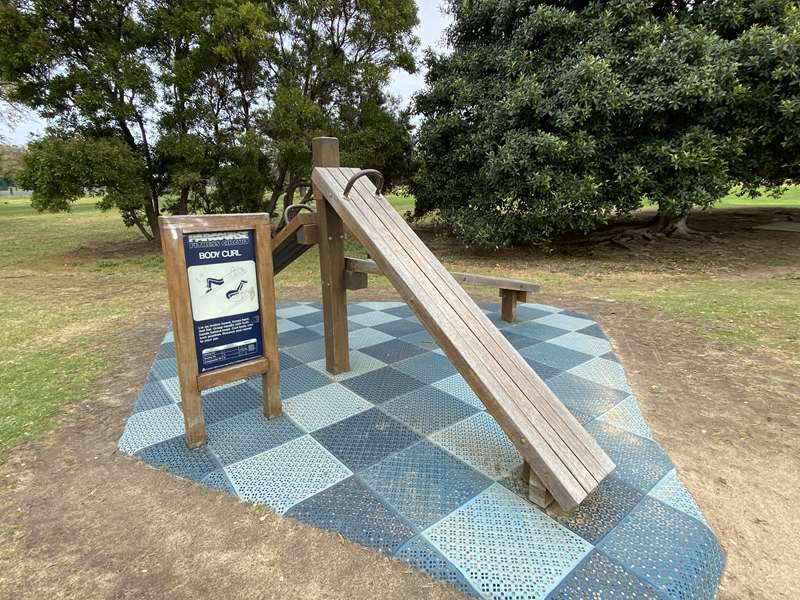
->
xmin=159 ymin=214 xmax=281 ymax=448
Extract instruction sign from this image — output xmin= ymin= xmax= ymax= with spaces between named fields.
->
xmin=184 ymin=231 xmax=263 ymax=372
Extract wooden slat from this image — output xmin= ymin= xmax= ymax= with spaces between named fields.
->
xmin=317 ymin=169 xmax=586 ymax=507
xmin=345 ymin=169 xmax=614 ymax=479
xmin=343 ymin=169 xmax=612 ymax=479
xmin=314 ymin=167 xmax=615 ymax=509
xmin=345 ymin=257 xmax=540 ymax=294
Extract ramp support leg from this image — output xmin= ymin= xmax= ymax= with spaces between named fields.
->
xmin=313 ymin=137 xmax=350 ymax=374
xmin=523 ymin=462 xmax=555 ymax=509
xmin=501 ymin=289 xmax=529 ymax=323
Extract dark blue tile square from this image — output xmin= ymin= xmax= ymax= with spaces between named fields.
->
xmin=347 ymin=304 xmax=373 ymax=316
xmin=547 ymin=552 xmax=663 ymax=600
xmin=342 ymin=366 xmax=426 ymax=404
xmin=133 ymin=380 xmax=174 ymax=414
xmin=286 ymin=476 xmax=416 ymax=554
xmin=279 ymin=351 xmax=302 ymax=370
xmin=516 ymin=306 xmax=554 ymax=322
xmin=288 ymin=310 xmax=325 ymax=326
xmin=151 ymin=358 xmax=178 ymax=381
xmin=381 ymin=388 xmax=479 ymax=435
xmin=578 ymin=323 xmax=608 ymax=339
xmin=279 ymin=327 xmax=322 ymax=348
xmin=600 ymin=351 xmax=620 ymax=363
xmin=373 ymin=318 xmax=425 ymax=338
xmin=207 ymin=411 xmax=303 ymax=465
xmin=358 ymin=339 xmax=427 ymax=364
xmin=201 ymin=470 xmax=237 ymax=495
xmin=135 ymin=435 xmax=218 ymax=481
xmin=384 ymin=304 xmax=416 ymax=318
xmin=400 ymin=329 xmax=437 ymax=350
xmin=552 ymin=477 xmax=644 ymax=544
xmin=200 ymin=383 xmax=262 ymax=425
xmin=279 ymin=364 xmax=332 ymax=399
xmin=394 ymin=352 xmax=457 ymax=384
xmin=312 ymin=408 xmax=422 ymax=471
xmin=361 ymin=440 xmax=492 ymax=529
xmin=512 ymin=321 xmax=569 ymax=342
xmin=397 ymin=537 xmax=480 ymax=597
xmin=520 ymin=342 xmax=593 ymax=370
xmin=546 ymin=372 xmax=629 ymax=417
xmin=587 ymin=421 xmax=673 ymax=494
xmin=524 ymin=359 xmax=563 ymax=381
xmin=501 ymin=330 xmax=539 ymax=350
xmin=598 ymin=497 xmax=724 ymax=600
xmin=156 ymin=342 xmax=176 ymax=360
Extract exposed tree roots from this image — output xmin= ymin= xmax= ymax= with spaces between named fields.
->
xmin=585 ymin=213 xmax=706 ymax=248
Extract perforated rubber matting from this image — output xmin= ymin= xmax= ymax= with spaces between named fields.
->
xmin=119 ymin=302 xmax=724 ymax=599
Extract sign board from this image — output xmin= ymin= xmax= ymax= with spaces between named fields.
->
xmin=159 ymin=214 xmax=281 ymax=448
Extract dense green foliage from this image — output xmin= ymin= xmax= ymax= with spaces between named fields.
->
xmin=0 ymin=143 xmax=25 ymax=185
xmin=415 ymin=0 xmax=800 ymax=247
xmin=0 ymin=0 xmax=418 ymax=239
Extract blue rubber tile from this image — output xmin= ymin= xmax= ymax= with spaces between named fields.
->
xmin=511 ymin=321 xmax=569 ymax=342
xmin=400 ymin=328 xmax=437 ymax=350
xmin=347 ymin=327 xmax=394 ymax=350
xmin=136 ymin=435 xmax=219 ymax=482
xmin=287 ymin=476 xmax=416 ymax=554
xmin=287 ymin=310 xmax=325 ymax=326
xmin=342 ymin=366 xmax=426 ymax=404
xmin=432 ymin=374 xmax=484 ymax=410
xmin=587 ymin=421 xmax=674 ymax=494
xmin=284 ymin=383 xmax=373 ymax=432
xmin=283 ymin=338 xmax=327 ymax=363
xmin=200 ymin=383 xmax=262 ymax=425
xmin=277 ymin=364 xmax=332 ymax=399
xmin=132 ymin=380 xmax=175 ymax=414
xmin=501 ymin=330 xmax=539 ymax=350
xmin=394 ymin=352 xmax=458 ymax=384
xmin=373 ymin=317 xmax=425 ymax=338
xmin=151 ymin=358 xmax=178 ymax=381
xmin=223 ymin=435 xmax=351 ymax=513
xmin=278 ymin=326 xmax=322 ymax=348
xmin=484 ymin=312 xmax=517 ymax=329
xmin=201 ymin=470 xmax=237 ymax=495
xmin=536 ymin=312 xmax=596 ymax=331
xmin=361 ymin=440 xmax=492 ymax=529
xmin=118 ymin=404 xmax=185 ymax=454
xmin=206 ymin=409 xmax=303 ymax=465
xmin=601 ymin=350 xmax=621 ymax=363
xmin=547 ymin=551 xmax=664 ymax=600
xmin=552 ymin=477 xmax=644 ymax=544
xmin=598 ymin=395 xmax=653 ymax=439
xmin=430 ymin=412 xmax=522 ymax=480
xmin=598 ymin=497 xmax=724 ymax=600
xmin=425 ymin=484 xmax=592 ymax=600
xmin=349 ymin=310 xmax=402 ymax=327
xmin=396 ymin=537 xmax=480 ymax=597
xmin=312 ymin=408 xmax=422 ymax=471
xmin=381 ymin=388 xmax=479 ymax=436
xmin=520 ymin=342 xmax=593 ymax=370
xmin=358 ymin=339 xmax=427 ymax=364
xmin=546 ymin=372 xmax=629 ymax=418
xmin=515 ymin=306 xmax=554 ymax=321
xmin=383 ymin=304 xmax=416 ymax=318
xmin=276 ymin=304 xmax=320 ymax=319
xmin=279 ymin=351 xmax=302 ymax=370
xmin=347 ymin=303 xmax=373 ymax=316
xmin=570 ymin=357 xmax=632 ymax=393
xmin=524 ymin=359 xmax=563 ymax=381
xmin=156 ymin=342 xmax=176 ymax=360
xmin=549 ymin=331 xmax=613 ymax=356
xmin=649 ymin=469 xmax=706 ymax=524
xmin=277 ymin=317 xmax=302 ymax=334
xmin=578 ymin=323 xmax=608 ymax=339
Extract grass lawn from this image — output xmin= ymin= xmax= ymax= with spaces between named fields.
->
xmin=0 ymin=190 xmax=798 ymax=460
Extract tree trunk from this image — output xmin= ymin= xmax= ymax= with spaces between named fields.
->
xmin=178 ymin=187 xmax=189 ymax=215
xmin=266 ymin=163 xmax=288 ymax=216
xmin=651 ymin=212 xmax=692 ymax=237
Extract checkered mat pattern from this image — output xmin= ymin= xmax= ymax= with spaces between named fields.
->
xmin=119 ymin=302 xmax=724 ymax=600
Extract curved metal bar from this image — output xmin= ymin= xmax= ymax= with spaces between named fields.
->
xmin=280 ymin=203 xmax=315 ymax=229
xmin=343 ymin=169 xmax=384 ymax=200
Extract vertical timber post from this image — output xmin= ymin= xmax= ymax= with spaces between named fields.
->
xmin=313 ymin=137 xmax=350 ymax=374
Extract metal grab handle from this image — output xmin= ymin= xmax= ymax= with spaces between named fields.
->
xmin=280 ymin=203 xmax=315 ymax=229
xmin=343 ymin=169 xmax=384 ymax=200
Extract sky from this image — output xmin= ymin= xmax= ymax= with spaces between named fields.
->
xmin=0 ymin=1 xmax=452 ymax=147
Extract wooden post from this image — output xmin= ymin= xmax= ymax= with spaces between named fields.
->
xmin=500 ymin=289 xmax=530 ymax=323
xmin=523 ymin=461 xmax=554 ymax=509
xmin=313 ymin=137 xmax=350 ymax=374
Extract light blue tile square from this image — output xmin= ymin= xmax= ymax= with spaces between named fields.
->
xmin=276 ymin=304 xmax=320 ymax=319
xmin=432 ymin=374 xmax=485 ymax=410
xmin=535 ymin=312 xmax=596 ymax=331
xmin=430 ymin=412 xmax=522 ymax=480
xmin=649 ymin=469 xmax=706 ymax=524
xmin=224 ymin=435 xmax=351 ymax=514
xmin=598 ymin=395 xmax=652 ymax=439
xmin=549 ymin=331 xmax=613 ymax=356
xmin=348 ymin=327 xmax=394 ymax=350
xmin=424 ymin=484 xmax=592 ymax=600
xmin=308 ymin=350 xmax=385 ymax=381
xmin=118 ymin=404 xmax=185 ymax=454
xmin=349 ymin=310 xmax=402 ymax=327
xmin=277 ymin=318 xmax=302 ymax=333
xmin=570 ymin=357 xmax=633 ymax=393
xmin=285 ymin=383 xmax=373 ymax=432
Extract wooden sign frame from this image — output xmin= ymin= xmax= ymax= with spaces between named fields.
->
xmin=159 ymin=214 xmax=281 ymax=448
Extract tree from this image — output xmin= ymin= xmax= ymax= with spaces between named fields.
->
xmin=0 ymin=0 xmax=418 ymax=240
xmin=0 ymin=143 xmax=25 ymax=187
xmin=414 ymin=0 xmax=799 ymax=248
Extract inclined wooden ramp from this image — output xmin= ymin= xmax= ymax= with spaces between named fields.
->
xmin=312 ymin=166 xmax=615 ymax=510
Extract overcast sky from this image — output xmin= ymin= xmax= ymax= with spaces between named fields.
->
xmin=0 ymin=1 xmax=451 ymax=147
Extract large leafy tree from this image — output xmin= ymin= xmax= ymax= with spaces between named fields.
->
xmin=415 ymin=0 xmax=799 ymax=248
xmin=0 ymin=0 xmax=418 ymax=240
